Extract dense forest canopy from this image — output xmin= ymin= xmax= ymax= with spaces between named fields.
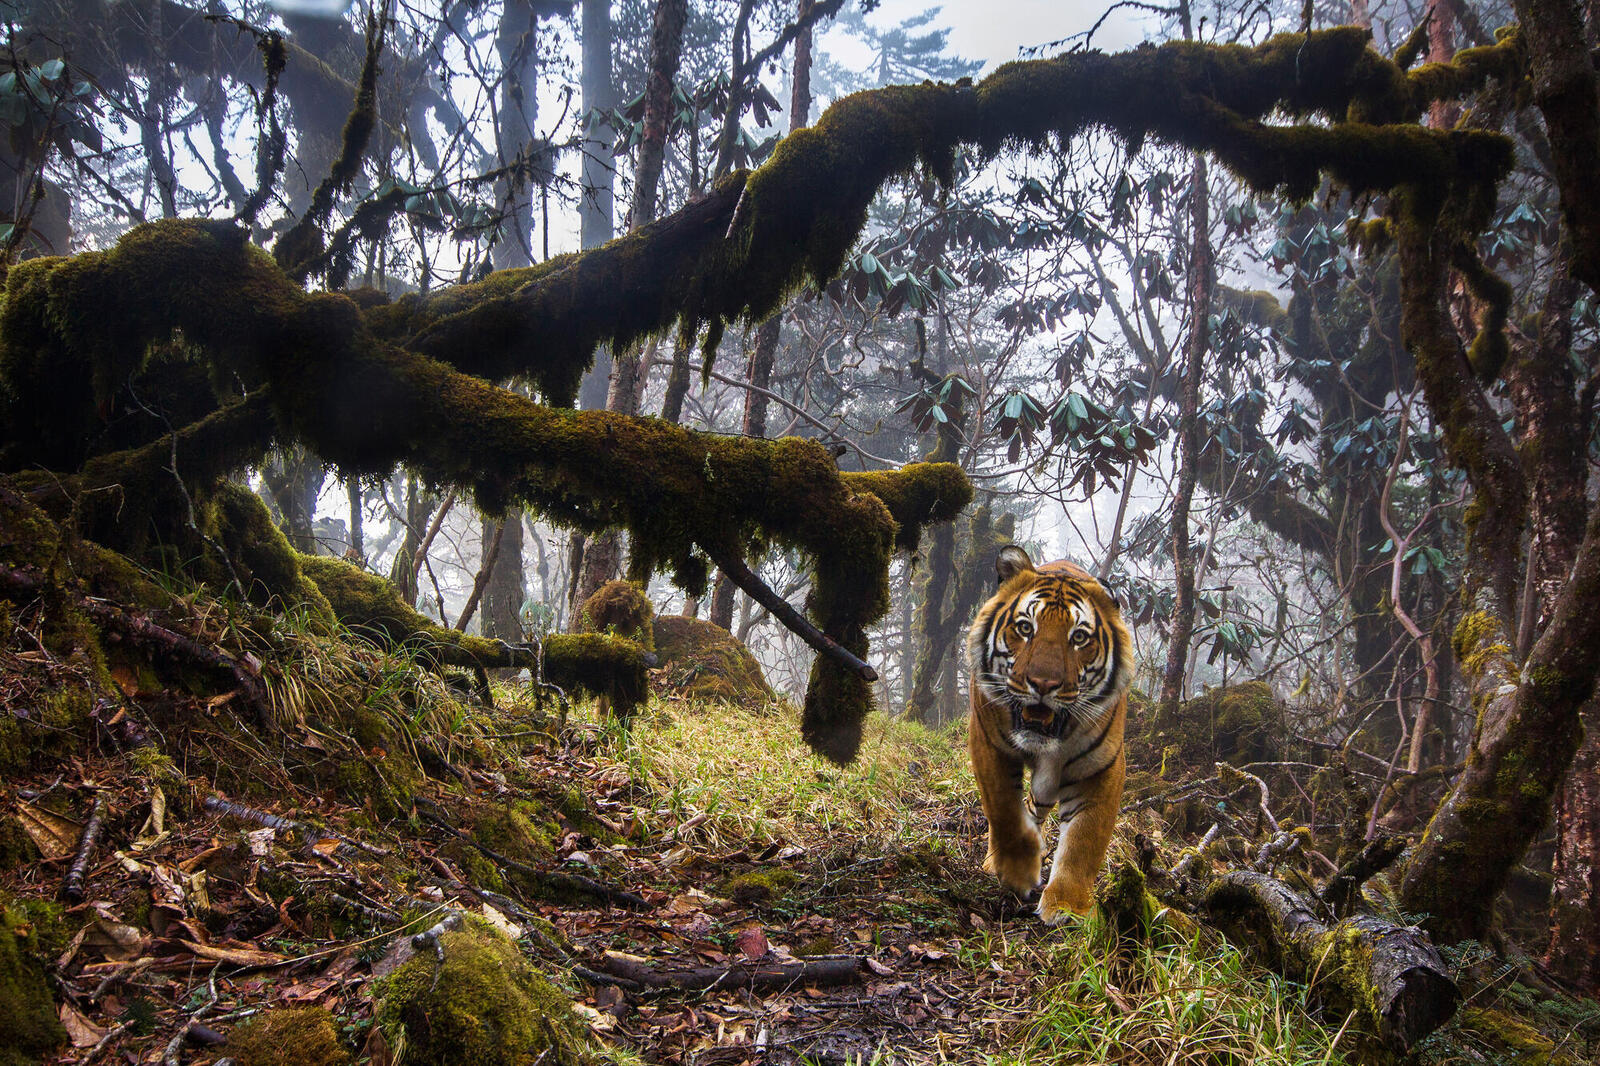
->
xmin=4 ymin=0 xmax=1600 ymax=1057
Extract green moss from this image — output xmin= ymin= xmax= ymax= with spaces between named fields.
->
xmin=1453 ymin=610 xmax=1511 ymax=678
xmin=332 ymin=749 xmax=422 ymax=821
xmin=0 ymin=817 xmax=39 ymax=873
xmin=229 ymin=1007 xmax=352 ymax=1066
xmin=194 ymin=483 xmax=333 ymax=614
xmin=0 ymin=901 xmax=67 ymax=1066
xmin=651 ymin=615 xmax=774 ymax=707
xmin=721 ymin=867 xmax=798 ymax=904
xmin=473 ymin=803 xmax=555 ymax=865
xmin=374 ymin=918 xmax=600 ymax=1066
xmin=1094 ymin=864 xmax=1160 ymax=945
xmin=578 ymin=580 xmax=655 ymax=650
xmin=1453 ymin=1007 xmax=1579 ymax=1066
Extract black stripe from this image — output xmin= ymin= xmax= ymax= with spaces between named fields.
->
xmin=1060 ymin=717 xmax=1119 ymax=775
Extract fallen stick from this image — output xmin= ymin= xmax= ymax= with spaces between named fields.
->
xmin=1319 ymin=834 xmax=1408 ymax=917
xmin=704 ymin=548 xmax=877 ymax=682
xmin=203 ymin=796 xmax=390 ymax=857
xmin=596 ymin=950 xmax=866 ymax=992
xmin=64 ymin=792 xmax=109 ymax=902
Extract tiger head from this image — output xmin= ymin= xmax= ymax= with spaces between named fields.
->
xmin=968 ymin=544 xmax=1133 ymax=740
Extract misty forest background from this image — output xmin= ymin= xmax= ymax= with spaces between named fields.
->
xmin=4 ymin=0 xmax=1600 ymax=1059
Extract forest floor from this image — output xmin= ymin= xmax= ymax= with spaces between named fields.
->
xmin=4 ymin=669 xmax=1599 ymax=1065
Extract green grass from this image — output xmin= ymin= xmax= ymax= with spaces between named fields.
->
xmin=987 ymin=909 xmax=1353 ymax=1066
xmin=562 ymin=695 xmax=1355 ymax=1065
xmin=585 ymin=698 xmax=972 ymax=850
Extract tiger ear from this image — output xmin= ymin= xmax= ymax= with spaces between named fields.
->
xmin=995 ymin=545 xmax=1035 ymax=585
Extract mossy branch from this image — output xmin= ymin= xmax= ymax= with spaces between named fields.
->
xmin=367 ymin=28 xmax=1518 ymax=402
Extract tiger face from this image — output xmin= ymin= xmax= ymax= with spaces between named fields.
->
xmin=968 ymin=545 xmax=1132 ymax=746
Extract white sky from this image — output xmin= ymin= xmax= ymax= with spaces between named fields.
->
xmin=860 ymin=0 xmax=1154 ymax=70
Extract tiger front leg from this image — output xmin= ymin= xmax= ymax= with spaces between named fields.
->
xmin=1038 ymin=751 xmax=1125 ymax=925
xmin=969 ymin=713 xmax=1040 ymax=894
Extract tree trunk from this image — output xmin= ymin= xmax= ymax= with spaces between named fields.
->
xmin=1158 ymin=152 xmax=1211 ymax=719
xmin=492 ymin=0 xmax=540 ymax=270
xmin=346 ymin=476 xmax=363 ymax=560
xmin=262 ymin=448 xmax=324 ymax=553
xmin=481 ymin=512 xmax=526 ymax=642
xmin=708 ymin=573 xmax=736 ymax=629
xmin=1400 ymin=501 xmax=1600 ymax=942
xmin=573 ymin=0 xmax=688 ymax=605
xmin=577 ymin=0 xmax=616 ymax=412
xmin=1548 ymin=708 xmax=1600 ymax=991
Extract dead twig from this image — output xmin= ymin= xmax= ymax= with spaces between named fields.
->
xmin=64 ymin=791 xmax=109 ymax=902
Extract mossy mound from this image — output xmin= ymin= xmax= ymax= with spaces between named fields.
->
xmin=1132 ymin=681 xmax=1286 ymax=776
xmin=721 ymin=867 xmax=797 ymax=905
xmin=229 ymin=1007 xmax=352 ymax=1066
xmin=0 ymin=901 xmax=67 ymax=1066
xmin=579 ymin=580 xmax=654 ymax=650
xmin=374 ymin=919 xmax=599 ymax=1066
xmin=651 ymin=616 xmax=774 ymax=707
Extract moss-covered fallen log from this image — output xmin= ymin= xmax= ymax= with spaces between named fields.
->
xmin=1204 ymin=870 xmax=1459 ymax=1053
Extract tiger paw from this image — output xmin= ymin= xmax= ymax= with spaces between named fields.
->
xmin=983 ymin=832 xmax=1042 ymax=895
xmin=1036 ymin=879 xmax=1093 ymax=925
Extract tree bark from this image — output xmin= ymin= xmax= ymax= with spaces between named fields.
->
xmin=577 ymin=0 xmax=617 ymax=411
xmin=1205 ymin=871 xmax=1458 ymax=1052
xmin=481 ymin=512 xmax=526 ymax=642
xmin=1158 ymin=152 xmax=1211 ymax=719
xmin=1548 ymin=708 xmax=1600 ymax=991
xmin=1400 ymin=500 xmax=1600 ymax=942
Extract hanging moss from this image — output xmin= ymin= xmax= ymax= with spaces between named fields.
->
xmin=373 ymin=918 xmax=601 ymax=1066
xmin=0 ymin=24 xmax=1531 ymax=765
xmin=229 ymin=1008 xmax=352 ymax=1066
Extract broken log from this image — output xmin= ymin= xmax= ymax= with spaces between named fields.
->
xmin=595 ymin=950 xmax=865 ymax=992
xmin=1205 ymin=870 xmax=1459 ymax=1052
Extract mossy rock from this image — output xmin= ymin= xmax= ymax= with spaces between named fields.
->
xmin=0 ymin=902 xmax=67 ymax=1066
xmin=229 ymin=1007 xmax=352 ymax=1066
xmin=578 ymin=580 xmax=654 ymax=651
xmin=0 ymin=688 xmax=92 ymax=777
xmin=374 ymin=918 xmax=599 ymax=1066
xmin=1130 ymin=681 xmax=1285 ymax=775
xmin=0 ymin=816 xmax=39 ymax=873
xmin=473 ymin=802 xmax=556 ymax=866
xmin=651 ymin=616 xmax=774 ymax=707
xmin=721 ymin=867 xmax=798 ymax=905
xmin=331 ymin=748 xmax=423 ymax=821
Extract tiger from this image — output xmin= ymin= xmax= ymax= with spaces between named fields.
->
xmin=967 ymin=544 xmax=1134 ymax=924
